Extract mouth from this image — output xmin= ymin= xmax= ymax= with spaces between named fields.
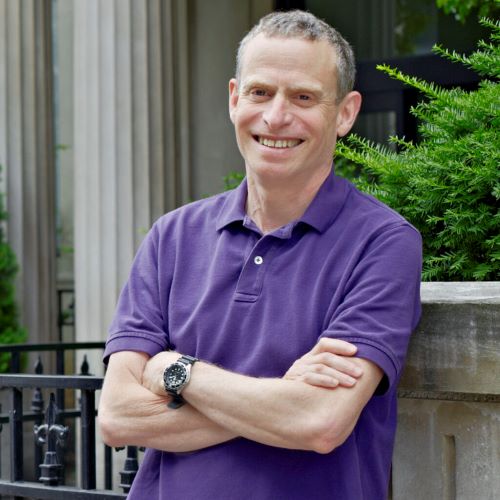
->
xmin=253 ymin=135 xmax=303 ymax=149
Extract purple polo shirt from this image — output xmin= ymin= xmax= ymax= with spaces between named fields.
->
xmin=104 ymin=170 xmax=422 ymax=500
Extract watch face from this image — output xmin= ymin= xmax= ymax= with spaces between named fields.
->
xmin=164 ymin=363 xmax=187 ymax=391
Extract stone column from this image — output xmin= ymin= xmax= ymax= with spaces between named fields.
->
xmin=0 ymin=0 xmax=58 ymax=346
xmin=72 ymin=0 xmax=275 ymax=355
xmin=73 ymin=0 xmax=191 ymax=359
xmin=73 ymin=0 xmax=194 ymax=488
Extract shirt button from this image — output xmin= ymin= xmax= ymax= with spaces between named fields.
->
xmin=254 ymin=256 xmax=263 ymax=265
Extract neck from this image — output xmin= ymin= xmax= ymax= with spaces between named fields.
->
xmin=245 ymin=167 xmax=331 ymax=233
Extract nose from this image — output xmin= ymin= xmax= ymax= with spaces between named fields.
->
xmin=262 ymin=95 xmax=292 ymax=130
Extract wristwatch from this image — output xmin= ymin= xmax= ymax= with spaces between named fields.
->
xmin=163 ymin=354 xmax=198 ymax=409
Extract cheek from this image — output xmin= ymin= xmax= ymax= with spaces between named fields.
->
xmin=316 ymin=116 xmax=338 ymax=142
xmin=298 ymin=110 xmax=330 ymax=136
xmin=234 ymin=109 xmax=259 ymax=134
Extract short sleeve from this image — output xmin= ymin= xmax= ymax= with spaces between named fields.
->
xmin=321 ymin=223 xmax=422 ymax=393
xmin=103 ymin=223 xmax=170 ymax=363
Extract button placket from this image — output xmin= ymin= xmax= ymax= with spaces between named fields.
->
xmin=234 ymin=237 xmax=275 ymax=301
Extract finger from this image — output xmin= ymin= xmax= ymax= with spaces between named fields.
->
xmin=300 ymin=373 xmax=340 ymax=388
xmin=284 ymin=354 xmax=363 ymax=382
xmin=331 ymin=369 xmax=358 ymax=387
xmin=309 ymin=363 xmax=358 ymax=387
xmin=310 ymin=353 xmax=363 ymax=377
xmin=284 ymin=366 xmax=357 ymax=388
xmin=311 ymin=338 xmax=357 ymax=356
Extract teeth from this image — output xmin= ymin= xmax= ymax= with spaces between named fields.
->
xmin=258 ymin=137 xmax=301 ymax=148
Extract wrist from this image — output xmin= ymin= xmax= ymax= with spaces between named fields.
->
xmin=163 ymin=354 xmax=198 ymax=409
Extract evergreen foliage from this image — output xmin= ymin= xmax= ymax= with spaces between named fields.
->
xmin=336 ymin=18 xmax=500 ymax=281
xmin=223 ymin=171 xmax=245 ymax=191
xmin=436 ymin=0 xmax=499 ymax=22
xmin=0 ymin=167 xmax=26 ymax=372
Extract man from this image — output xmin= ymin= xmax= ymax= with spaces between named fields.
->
xmin=99 ymin=10 xmax=421 ymax=500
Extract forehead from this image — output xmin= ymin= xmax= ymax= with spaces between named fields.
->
xmin=239 ymin=34 xmax=338 ymax=89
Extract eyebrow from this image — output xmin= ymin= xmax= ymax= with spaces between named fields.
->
xmin=240 ymin=80 xmax=271 ymax=93
xmin=288 ymin=84 xmax=324 ymax=96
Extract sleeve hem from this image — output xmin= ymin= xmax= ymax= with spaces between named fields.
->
xmin=103 ymin=332 xmax=167 ymax=364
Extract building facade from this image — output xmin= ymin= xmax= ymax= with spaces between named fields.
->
xmin=0 ymin=0 xmax=483 ymax=363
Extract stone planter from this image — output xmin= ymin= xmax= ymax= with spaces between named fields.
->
xmin=393 ymin=282 xmax=500 ymax=500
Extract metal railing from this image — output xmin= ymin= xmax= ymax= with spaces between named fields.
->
xmin=0 ymin=342 xmax=141 ymax=499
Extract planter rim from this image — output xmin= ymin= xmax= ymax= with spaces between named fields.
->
xmin=421 ymin=281 xmax=500 ymax=304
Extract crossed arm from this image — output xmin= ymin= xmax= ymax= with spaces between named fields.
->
xmin=98 ymin=338 xmax=383 ymax=454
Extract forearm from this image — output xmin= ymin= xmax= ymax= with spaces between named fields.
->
xmin=98 ymin=352 xmax=236 ymax=452
xmin=183 ymin=363 xmax=329 ymax=449
xmin=142 ymin=344 xmax=381 ymax=454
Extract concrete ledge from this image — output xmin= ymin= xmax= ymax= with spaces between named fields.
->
xmin=420 ymin=281 xmax=500 ymax=304
xmin=393 ymin=282 xmax=499 ymax=499
xmin=400 ymin=282 xmax=500 ymax=396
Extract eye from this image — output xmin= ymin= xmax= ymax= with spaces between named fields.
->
xmin=293 ymin=93 xmax=316 ymax=107
xmin=251 ymin=88 xmax=268 ymax=97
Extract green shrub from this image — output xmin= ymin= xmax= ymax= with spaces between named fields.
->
xmin=0 ymin=167 xmax=26 ymax=372
xmin=223 ymin=171 xmax=245 ymax=191
xmin=336 ymin=18 xmax=500 ymax=281
xmin=436 ymin=0 xmax=499 ymax=22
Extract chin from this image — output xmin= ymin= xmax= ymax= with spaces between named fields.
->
xmin=247 ymin=164 xmax=300 ymax=186
xmin=248 ymin=162 xmax=292 ymax=175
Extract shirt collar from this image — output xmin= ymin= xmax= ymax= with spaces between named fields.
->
xmin=297 ymin=168 xmax=349 ymax=234
xmin=215 ymin=178 xmax=248 ymax=231
xmin=216 ymin=167 xmax=349 ymax=235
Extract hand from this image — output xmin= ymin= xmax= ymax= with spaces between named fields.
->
xmin=142 ymin=350 xmax=180 ymax=396
xmin=284 ymin=338 xmax=363 ymax=388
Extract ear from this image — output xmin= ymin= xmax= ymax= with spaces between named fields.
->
xmin=229 ymin=78 xmax=239 ymax=124
xmin=336 ymin=91 xmax=362 ymax=138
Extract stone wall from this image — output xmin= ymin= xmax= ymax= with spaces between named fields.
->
xmin=393 ymin=282 xmax=500 ymax=500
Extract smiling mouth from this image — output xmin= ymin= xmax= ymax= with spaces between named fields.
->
xmin=254 ymin=136 xmax=303 ymax=149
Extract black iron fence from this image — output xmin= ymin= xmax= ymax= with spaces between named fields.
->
xmin=0 ymin=342 xmax=141 ymax=499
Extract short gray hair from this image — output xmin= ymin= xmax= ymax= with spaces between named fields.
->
xmin=236 ymin=10 xmax=356 ymax=99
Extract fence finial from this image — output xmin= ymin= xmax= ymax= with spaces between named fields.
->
xmin=34 ymin=393 xmax=69 ymax=486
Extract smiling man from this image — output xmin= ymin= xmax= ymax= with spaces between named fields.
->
xmin=99 ymin=11 xmax=422 ymax=500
